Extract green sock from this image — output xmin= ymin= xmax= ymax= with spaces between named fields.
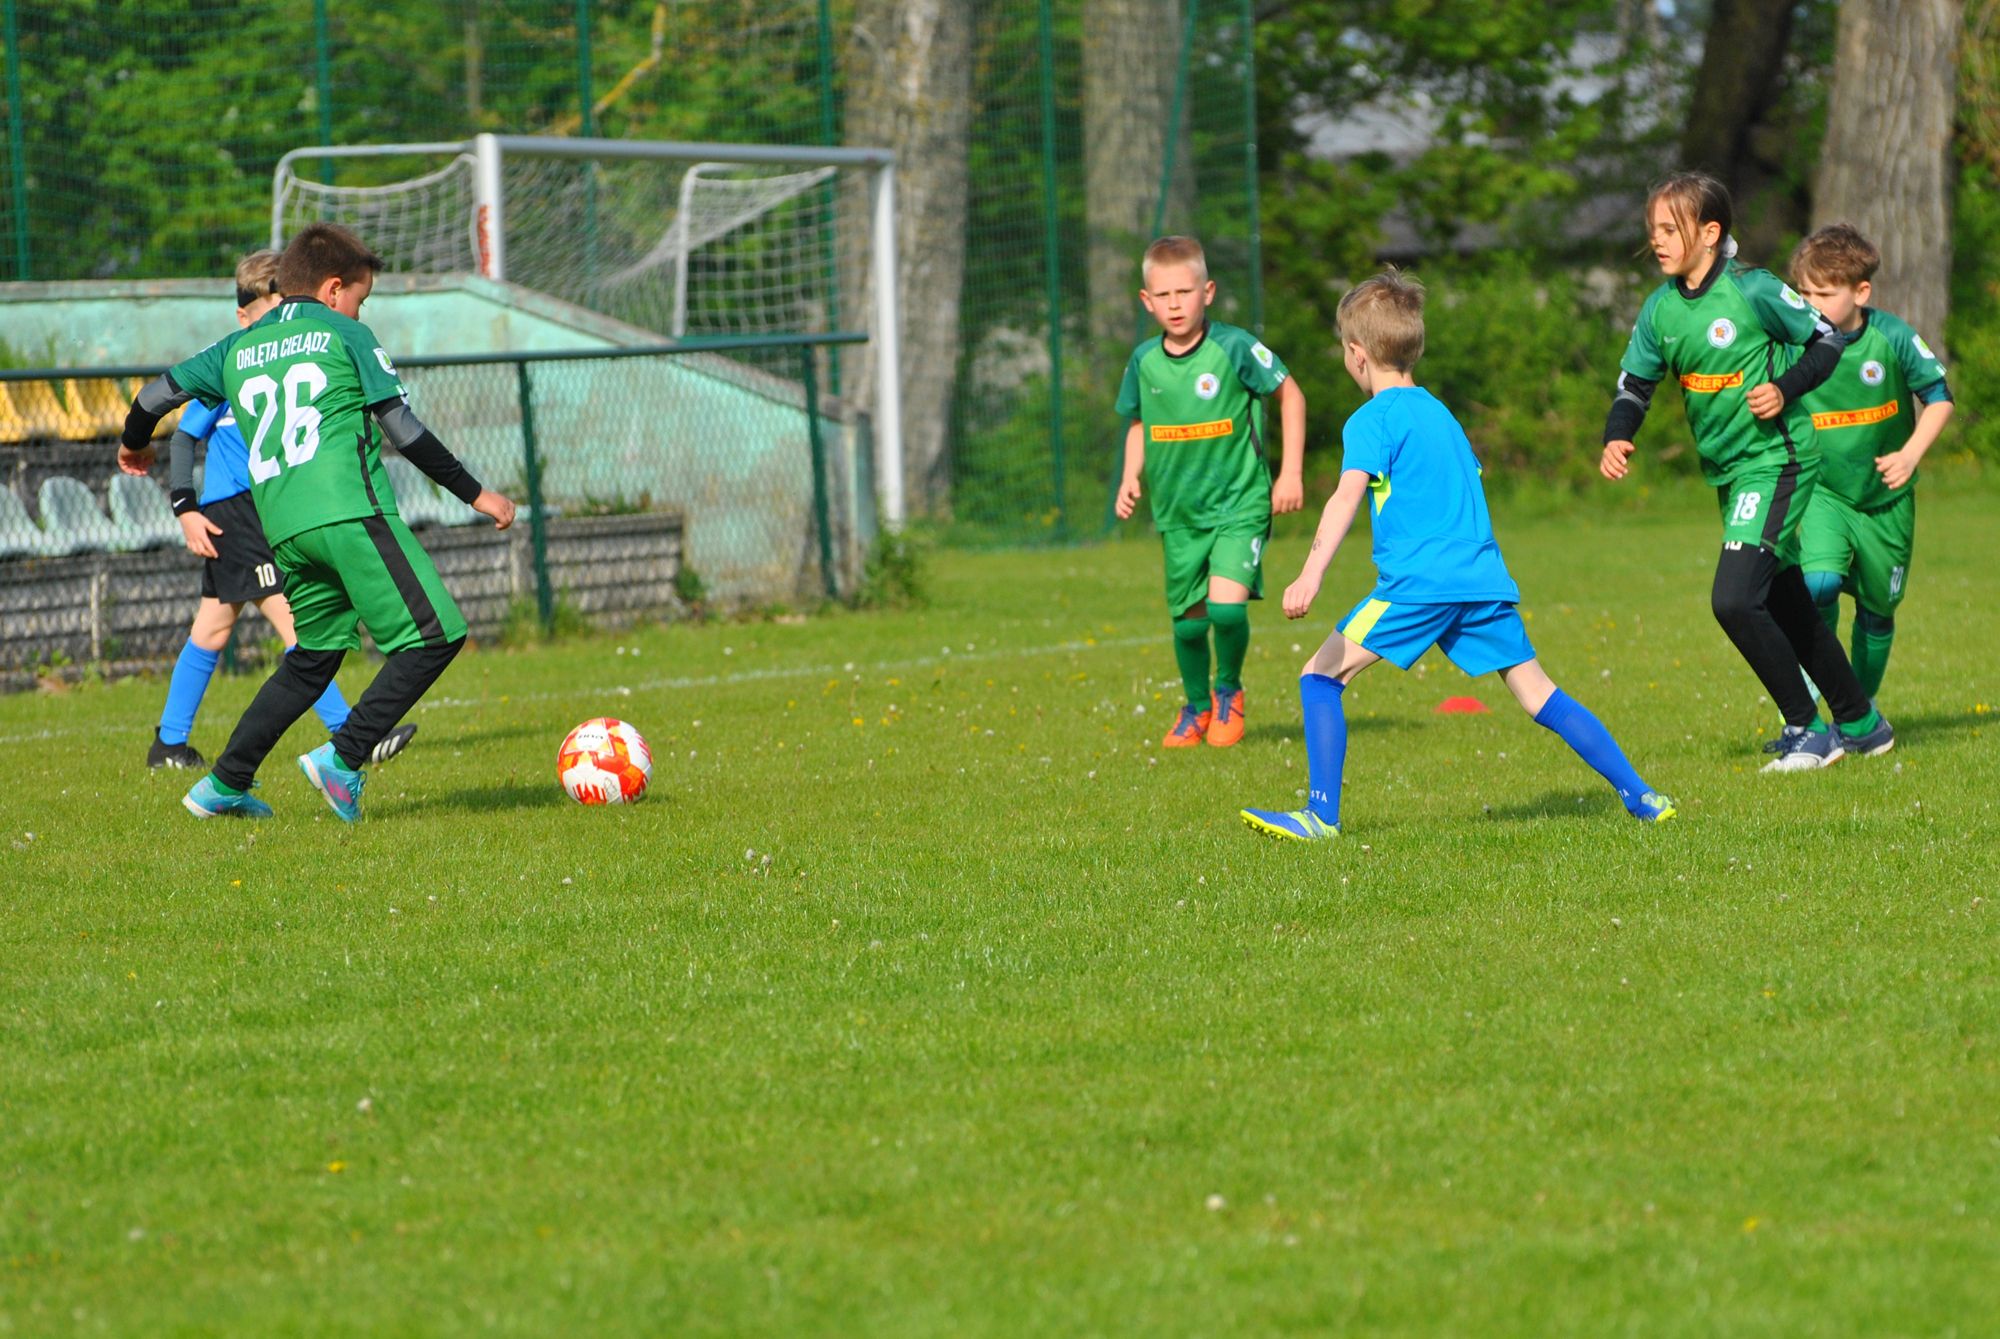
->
xmin=1209 ymin=601 xmax=1250 ymax=693
xmin=1171 ymin=614 xmax=1212 ymax=707
xmin=209 ymin=775 xmax=245 ymax=797
xmin=1851 ymin=608 xmax=1895 ymax=699
xmin=1837 ymin=707 xmax=1883 ymax=737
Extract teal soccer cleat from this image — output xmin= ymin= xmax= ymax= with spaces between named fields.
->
xmin=299 ymin=742 xmax=366 ymax=822
xmin=1240 ymin=807 xmax=1341 ymax=842
xmin=183 ymin=775 xmax=273 ymax=820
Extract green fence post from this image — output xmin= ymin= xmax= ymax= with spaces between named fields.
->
xmin=313 ymin=0 xmax=333 ymax=184
xmin=4 ymin=0 xmax=30 ymax=278
xmin=813 ymin=0 xmax=844 ymax=399
xmin=800 ymin=345 xmax=839 ymax=600
xmin=1037 ymin=0 xmax=1066 ymax=541
xmin=515 ymin=361 xmax=555 ymax=630
xmin=1240 ymin=0 xmax=1262 ymax=333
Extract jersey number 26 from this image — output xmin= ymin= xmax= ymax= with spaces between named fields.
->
xmin=240 ymin=363 xmax=330 ymax=484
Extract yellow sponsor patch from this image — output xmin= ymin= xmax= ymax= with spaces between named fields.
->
xmin=1678 ymin=370 xmax=1744 ymax=393
xmin=1811 ymin=400 xmax=1900 ymax=431
xmin=1151 ymin=418 xmax=1233 ymax=442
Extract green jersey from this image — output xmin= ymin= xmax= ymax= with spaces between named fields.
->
xmin=168 ymin=298 xmax=410 ymax=546
xmin=1116 ymin=320 xmax=1288 ymax=531
xmin=1619 ymin=261 xmax=1824 ymax=485
xmin=1798 ymin=307 xmax=1948 ymax=511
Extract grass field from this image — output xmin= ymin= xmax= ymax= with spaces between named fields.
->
xmin=4 ymin=482 xmax=1997 ymax=1336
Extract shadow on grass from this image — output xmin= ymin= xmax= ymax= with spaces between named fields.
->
xmin=419 ymin=781 xmax=571 ymax=814
xmin=1877 ymin=709 xmax=1986 ymax=744
xmin=1241 ymin=715 xmax=1403 ymax=746
xmin=1480 ymin=790 xmax=1623 ymax=822
xmin=427 ymin=720 xmax=551 ymax=748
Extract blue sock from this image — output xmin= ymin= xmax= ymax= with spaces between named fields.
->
xmin=1533 ymin=688 xmax=1654 ymax=815
xmin=287 ymin=645 xmax=352 ymax=733
xmin=159 ymin=641 xmax=221 ymax=745
xmin=1300 ymin=673 xmax=1348 ymax=827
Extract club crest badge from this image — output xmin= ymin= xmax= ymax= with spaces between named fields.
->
xmin=1707 ymin=318 xmax=1737 ymax=349
xmin=1861 ymin=359 xmax=1886 ymax=386
xmin=1195 ymin=372 xmax=1221 ymax=400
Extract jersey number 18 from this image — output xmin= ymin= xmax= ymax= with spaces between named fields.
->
xmin=240 ymin=363 xmax=330 ymax=484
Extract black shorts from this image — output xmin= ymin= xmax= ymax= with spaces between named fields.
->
xmin=198 ymin=491 xmax=287 ymax=604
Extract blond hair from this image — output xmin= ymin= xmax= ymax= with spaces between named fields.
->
xmin=1141 ymin=235 xmax=1208 ymax=285
xmin=1337 ymin=268 xmax=1426 ymax=371
xmin=1791 ymin=223 xmax=1881 ymax=289
xmin=233 ymin=249 xmax=282 ymax=308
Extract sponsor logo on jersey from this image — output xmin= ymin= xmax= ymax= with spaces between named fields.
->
xmin=234 ymin=329 xmax=334 ymax=371
xmin=374 ymin=348 xmax=397 ymax=376
xmin=1707 ymin=318 xmax=1737 ymax=349
xmin=1913 ymin=334 xmax=1939 ymax=362
xmin=1195 ymin=372 xmax=1221 ymax=400
xmin=1251 ymin=342 xmax=1275 ymax=368
xmin=1811 ymin=400 xmax=1899 ymax=432
xmin=1860 ymin=359 xmax=1886 ymax=387
xmin=1679 ymin=370 xmax=1744 ymax=393
xmin=1780 ymin=284 xmax=1808 ymax=309
xmin=1151 ymin=419 xmax=1233 ymax=442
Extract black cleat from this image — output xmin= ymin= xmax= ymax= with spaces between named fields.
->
xmin=367 ymin=722 xmax=418 ymax=766
xmin=148 ymin=729 xmax=207 ymax=770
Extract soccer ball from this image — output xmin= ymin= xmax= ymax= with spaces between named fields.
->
xmin=557 ymin=717 xmax=652 ymax=805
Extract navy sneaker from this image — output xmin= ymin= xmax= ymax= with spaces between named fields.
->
xmin=1761 ymin=725 xmax=1845 ymax=772
xmin=1840 ymin=713 xmax=1895 ymax=758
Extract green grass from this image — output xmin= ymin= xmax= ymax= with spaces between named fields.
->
xmin=4 ymin=483 xmax=1997 ymax=1336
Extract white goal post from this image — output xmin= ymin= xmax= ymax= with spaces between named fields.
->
xmin=271 ymin=134 xmax=904 ymax=529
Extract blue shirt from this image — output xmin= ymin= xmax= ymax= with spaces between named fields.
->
xmin=1340 ymin=387 xmax=1518 ymax=604
xmin=179 ymin=398 xmax=254 ymax=506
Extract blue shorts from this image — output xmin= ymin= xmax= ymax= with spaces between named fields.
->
xmin=1336 ymin=595 xmax=1536 ymax=676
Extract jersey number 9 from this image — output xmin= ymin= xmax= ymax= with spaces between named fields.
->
xmin=241 ymin=363 xmax=330 ymax=484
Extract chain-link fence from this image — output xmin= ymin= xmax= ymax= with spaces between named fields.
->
xmin=0 ymin=334 xmax=865 ymax=685
xmin=0 ymin=0 xmax=1262 ymax=544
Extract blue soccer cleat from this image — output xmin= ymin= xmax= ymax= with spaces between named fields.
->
xmin=183 ymin=775 xmax=273 ymax=820
xmin=1631 ymin=791 xmax=1677 ymax=822
xmin=299 ymin=742 xmax=366 ymax=822
xmin=1842 ymin=714 xmax=1895 ymax=758
xmin=1240 ymin=806 xmax=1341 ymax=842
xmin=1761 ymin=725 xmax=1844 ymax=772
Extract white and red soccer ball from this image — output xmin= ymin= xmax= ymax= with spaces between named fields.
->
xmin=557 ymin=717 xmax=652 ymax=805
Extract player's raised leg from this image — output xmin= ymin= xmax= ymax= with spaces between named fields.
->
xmin=1241 ymin=631 xmax=1377 ymax=841
xmin=1499 ymin=658 xmax=1675 ymax=821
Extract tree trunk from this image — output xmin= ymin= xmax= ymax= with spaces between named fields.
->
xmin=1678 ymin=0 xmax=1799 ymax=189
xmin=1083 ymin=0 xmax=1194 ymax=362
xmin=1814 ymin=0 xmax=1963 ymax=345
xmin=842 ymin=0 xmax=973 ymax=517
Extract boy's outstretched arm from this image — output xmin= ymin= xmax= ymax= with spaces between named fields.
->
xmin=1283 ymin=468 xmax=1371 ymax=619
xmin=116 ymin=373 xmax=196 ymax=476
xmin=1271 ymin=377 xmax=1307 ymax=514
xmin=371 ymin=398 xmax=517 ymax=530
xmin=1114 ymin=420 xmax=1145 ymax=520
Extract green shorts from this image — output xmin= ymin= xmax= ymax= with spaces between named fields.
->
xmin=1717 ymin=455 xmax=1816 ymax=566
xmin=1800 ymin=487 xmax=1914 ymax=615
xmin=272 ymin=514 xmax=468 ymax=654
xmin=1161 ymin=520 xmax=1267 ymax=616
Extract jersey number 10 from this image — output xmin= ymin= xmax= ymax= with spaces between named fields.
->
xmin=240 ymin=363 xmax=330 ymax=484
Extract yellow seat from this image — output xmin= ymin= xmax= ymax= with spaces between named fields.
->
xmin=7 ymin=379 xmax=75 ymax=440
xmin=0 ymin=384 xmax=33 ymax=445
xmin=73 ymin=377 xmax=133 ymax=438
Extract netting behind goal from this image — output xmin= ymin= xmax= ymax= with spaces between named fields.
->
xmin=274 ymin=140 xmax=863 ymax=354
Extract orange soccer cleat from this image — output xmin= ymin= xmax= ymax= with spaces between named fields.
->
xmin=1206 ymin=687 xmax=1245 ymax=747
xmin=1163 ymin=704 xmax=1211 ymax=747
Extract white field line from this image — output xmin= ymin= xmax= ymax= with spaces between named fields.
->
xmin=0 ymin=633 xmax=1160 ymax=748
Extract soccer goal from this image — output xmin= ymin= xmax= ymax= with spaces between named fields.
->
xmin=271 ymin=134 xmax=904 ymax=526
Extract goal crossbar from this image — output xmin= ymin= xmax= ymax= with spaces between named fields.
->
xmin=271 ymin=134 xmax=905 ymax=529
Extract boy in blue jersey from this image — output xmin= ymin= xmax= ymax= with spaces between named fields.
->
xmin=140 ymin=251 xmax=414 ymax=770
xmin=1241 ymin=271 xmax=1673 ymax=840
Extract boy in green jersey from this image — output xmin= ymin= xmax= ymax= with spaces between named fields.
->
xmin=1789 ymin=224 xmax=1954 ymax=704
xmin=1114 ymin=235 xmax=1306 ymax=749
xmin=1600 ymin=173 xmax=1892 ymax=771
xmin=118 ymin=223 xmax=516 ymax=821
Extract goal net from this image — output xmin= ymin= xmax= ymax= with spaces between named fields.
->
xmin=272 ymin=135 xmax=904 ymax=524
